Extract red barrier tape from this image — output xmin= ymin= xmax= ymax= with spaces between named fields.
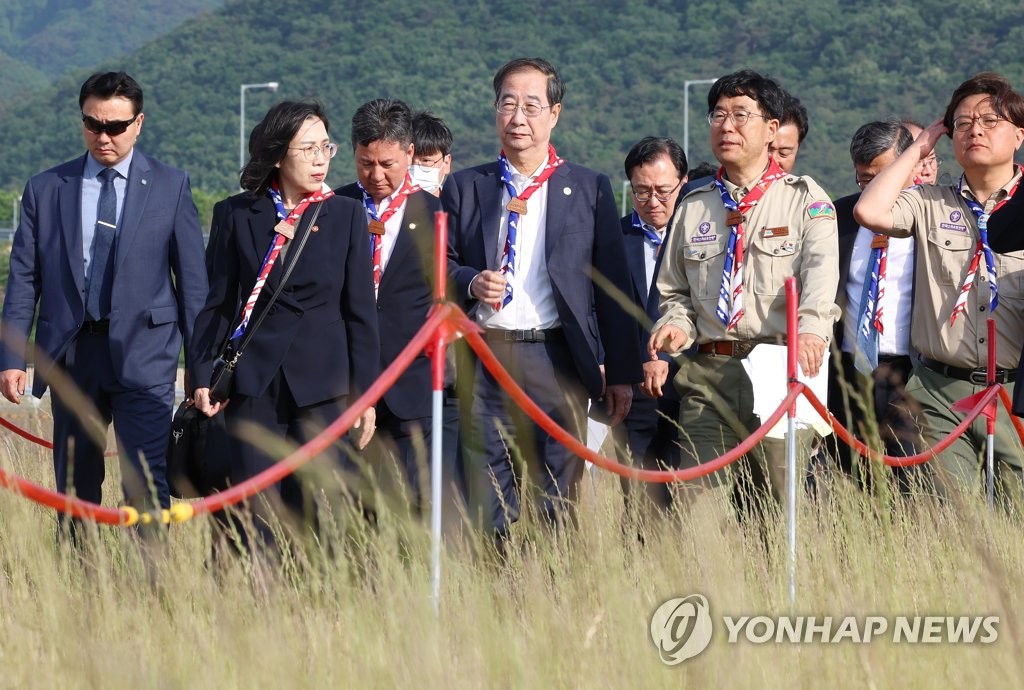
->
xmin=800 ymin=384 xmax=1002 ymax=467
xmin=458 ymin=311 xmax=802 ymax=483
xmin=0 ymin=412 xmax=118 ymax=457
xmin=2 ymin=301 xmax=1024 ymax=522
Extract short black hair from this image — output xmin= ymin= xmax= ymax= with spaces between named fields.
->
xmin=412 ymin=110 xmax=453 ymax=157
xmin=849 ymin=120 xmax=913 ymax=167
xmin=79 ymin=72 xmax=143 ymax=115
xmin=780 ymin=92 xmax=809 ymax=142
xmin=707 ymin=69 xmax=786 ymax=122
xmin=351 ymin=98 xmax=413 ymax=151
xmin=492 ymin=57 xmax=565 ymax=106
xmin=240 ymin=100 xmax=329 ymax=193
xmin=943 ymin=72 xmax=1024 ymax=136
xmin=623 ymin=137 xmax=687 ymax=180
xmin=689 ymin=162 xmax=718 ymax=180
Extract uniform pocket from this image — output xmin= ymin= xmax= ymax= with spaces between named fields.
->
xmin=748 ymin=235 xmax=800 ymax=295
xmin=682 ymin=240 xmax=727 ymax=301
xmin=925 ymin=229 xmax=973 ymax=286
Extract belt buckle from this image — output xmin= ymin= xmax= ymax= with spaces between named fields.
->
xmin=969 ymin=370 xmax=989 ymax=385
xmin=733 ymin=341 xmax=755 ymax=358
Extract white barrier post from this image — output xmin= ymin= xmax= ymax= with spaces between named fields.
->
xmin=430 ymin=211 xmax=449 ymax=615
xmin=785 ymin=277 xmax=799 ymax=608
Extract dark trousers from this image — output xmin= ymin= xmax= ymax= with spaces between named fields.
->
xmin=465 ymin=339 xmax=588 ymax=535
xmin=616 ymin=387 xmax=682 ymax=511
xmin=825 ymin=352 xmax=922 ymax=489
xmin=368 ymin=393 xmax=462 ymax=526
xmin=225 ymin=371 xmax=349 ymax=543
xmin=52 ymin=330 xmax=174 ymax=518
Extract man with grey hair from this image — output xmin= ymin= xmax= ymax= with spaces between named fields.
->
xmin=825 ymin=120 xmax=921 ymax=481
xmin=335 ymin=97 xmax=460 ymax=519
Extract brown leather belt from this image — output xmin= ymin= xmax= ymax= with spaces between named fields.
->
xmin=696 ymin=340 xmax=760 ymax=358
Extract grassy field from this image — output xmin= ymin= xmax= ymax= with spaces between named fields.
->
xmin=0 ymin=402 xmax=1021 ymax=689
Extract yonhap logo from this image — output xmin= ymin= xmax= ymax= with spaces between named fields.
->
xmin=649 ymin=594 xmax=714 ymax=664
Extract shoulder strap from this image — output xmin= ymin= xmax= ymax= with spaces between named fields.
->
xmin=224 ymin=200 xmax=324 ymax=361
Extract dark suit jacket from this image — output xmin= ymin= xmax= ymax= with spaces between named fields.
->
xmin=335 ymin=183 xmax=441 ymax=419
xmin=983 ymin=189 xmax=1024 ymax=414
xmin=0 ymin=151 xmax=208 ymax=397
xmin=189 ymin=193 xmax=380 ymax=407
xmin=443 ymin=160 xmax=642 ymax=399
xmin=832 ymin=192 xmax=861 ymax=351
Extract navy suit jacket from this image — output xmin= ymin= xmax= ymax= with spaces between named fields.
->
xmin=0 ymin=151 xmax=208 ymax=397
xmin=189 ymin=193 xmax=380 ymax=407
xmin=335 ymin=183 xmax=441 ymax=419
xmin=442 ymin=160 xmax=642 ymax=399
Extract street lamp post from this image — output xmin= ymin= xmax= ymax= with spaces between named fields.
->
xmin=683 ymin=78 xmax=717 ymax=162
xmin=239 ymin=81 xmax=280 ymax=175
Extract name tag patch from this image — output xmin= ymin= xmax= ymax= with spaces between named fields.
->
xmin=939 ymin=223 xmax=968 ymax=233
xmin=761 ymin=225 xmax=789 ymax=238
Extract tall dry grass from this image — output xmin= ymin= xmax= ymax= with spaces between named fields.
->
xmin=0 ymin=401 xmax=1021 ymax=689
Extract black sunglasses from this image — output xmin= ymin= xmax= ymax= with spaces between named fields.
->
xmin=81 ymin=114 xmax=138 ymax=136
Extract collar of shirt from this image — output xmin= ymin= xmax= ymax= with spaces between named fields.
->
xmin=958 ymin=168 xmax=1023 ymax=212
xmin=508 ymin=158 xmax=549 ymax=195
xmin=85 ymin=150 xmax=133 ymax=180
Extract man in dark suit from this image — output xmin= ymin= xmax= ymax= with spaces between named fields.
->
xmin=616 ymin=137 xmax=687 ymax=512
xmin=335 ymin=98 xmax=459 ymax=518
xmin=0 ymin=72 xmax=208 ymax=522
xmin=825 ymin=120 xmax=920 ymax=483
xmin=443 ymin=57 xmax=642 ymax=537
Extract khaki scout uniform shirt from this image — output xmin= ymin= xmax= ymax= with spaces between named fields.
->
xmin=653 ymin=173 xmax=840 ymax=346
xmin=887 ymin=170 xmax=1024 ymax=369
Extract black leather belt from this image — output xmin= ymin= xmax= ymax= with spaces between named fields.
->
xmin=484 ymin=328 xmax=565 ymax=343
xmin=922 ymin=357 xmax=1016 ymax=385
xmin=80 ymin=320 xmax=110 ymax=335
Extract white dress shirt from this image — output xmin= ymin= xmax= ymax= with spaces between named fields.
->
xmin=479 ymin=161 xmax=560 ymax=330
xmin=843 ymin=225 xmax=915 ymax=356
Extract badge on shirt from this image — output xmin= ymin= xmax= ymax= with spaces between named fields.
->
xmin=761 ymin=226 xmax=789 ymax=238
xmin=806 ymin=201 xmax=836 ymax=219
xmin=939 ymin=209 xmax=968 ymax=233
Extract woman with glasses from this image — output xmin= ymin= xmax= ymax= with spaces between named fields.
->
xmin=190 ymin=100 xmax=379 ymax=547
xmin=854 ymin=72 xmax=1024 ymax=499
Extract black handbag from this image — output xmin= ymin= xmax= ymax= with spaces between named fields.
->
xmin=167 ymin=201 xmax=323 ymax=498
xmin=167 ymin=399 xmax=231 ymax=499
xmin=208 ymin=200 xmax=322 ymax=404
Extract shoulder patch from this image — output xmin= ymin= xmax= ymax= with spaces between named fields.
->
xmin=806 ymin=200 xmax=836 ymax=220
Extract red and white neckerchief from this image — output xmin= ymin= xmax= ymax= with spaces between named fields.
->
xmin=949 ymin=168 xmax=1022 ymax=325
xmin=230 ymin=182 xmax=333 ymax=340
xmin=358 ymin=176 xmax=421 ymax=291
xmin=496 ymin=144 xmax=564 ymax=308
xmin=712 ymin=157 xmax=788 ymax=329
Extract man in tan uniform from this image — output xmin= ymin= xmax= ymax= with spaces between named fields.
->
xmin=855 ymin=72 xmax=1024 ymax=501
xmin=647 ymin=69 xmax=839 ymax=517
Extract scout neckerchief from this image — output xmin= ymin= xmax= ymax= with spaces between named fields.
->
xmin=854 ymin=233 xmax=889 ymax=374
xmin=231 ymin=181 xmax=333 ymax=340
xmin=713 ymin=157 xmax=788 ymax=329
xmin=950 ymin=168 xmax=1022 ymax=324
xmin=496 ymin=144 xmax=564 ymax=308
xmin=632 ymin=209 xmax=664 ymax=254
xmin=358 ymin=176 xmax=421 ymax=291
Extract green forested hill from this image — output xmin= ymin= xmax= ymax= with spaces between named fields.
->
xmin=0 ymin=0 xmax=1022 ymax=204
xmin=0 ymin=0 xmax=225 ymax=102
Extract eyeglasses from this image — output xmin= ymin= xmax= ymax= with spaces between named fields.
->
xmin=855 ymin=176 xmax=874 ymax=190
xmin=289 ymin=142 xmax=338 ymax=161
xmin=631 ymin=178 xmax=684 ymax=203
xmin=951 ymin=114 xmax=1006 ymax=133
xmin=82 ymin=114 xmax=138 ymax=136
xmin=495 ymin=102 xmax=553 ymax=118
xmin=707 ymin=110 xmax=769 ymax=127
xmin=414 ymin=154 xmax=447 ymax=167
xmin=920 ymin=155 xmax=943 ymax=168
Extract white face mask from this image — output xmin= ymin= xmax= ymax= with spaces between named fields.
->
xmin=408 ymin=164 xmax=444 ymax=193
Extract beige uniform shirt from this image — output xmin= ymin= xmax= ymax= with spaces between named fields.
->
xmin=654 ymin=173 xmax=840 ymax=346
xmin=887 ymin=171 xmax=1024 ymax=369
